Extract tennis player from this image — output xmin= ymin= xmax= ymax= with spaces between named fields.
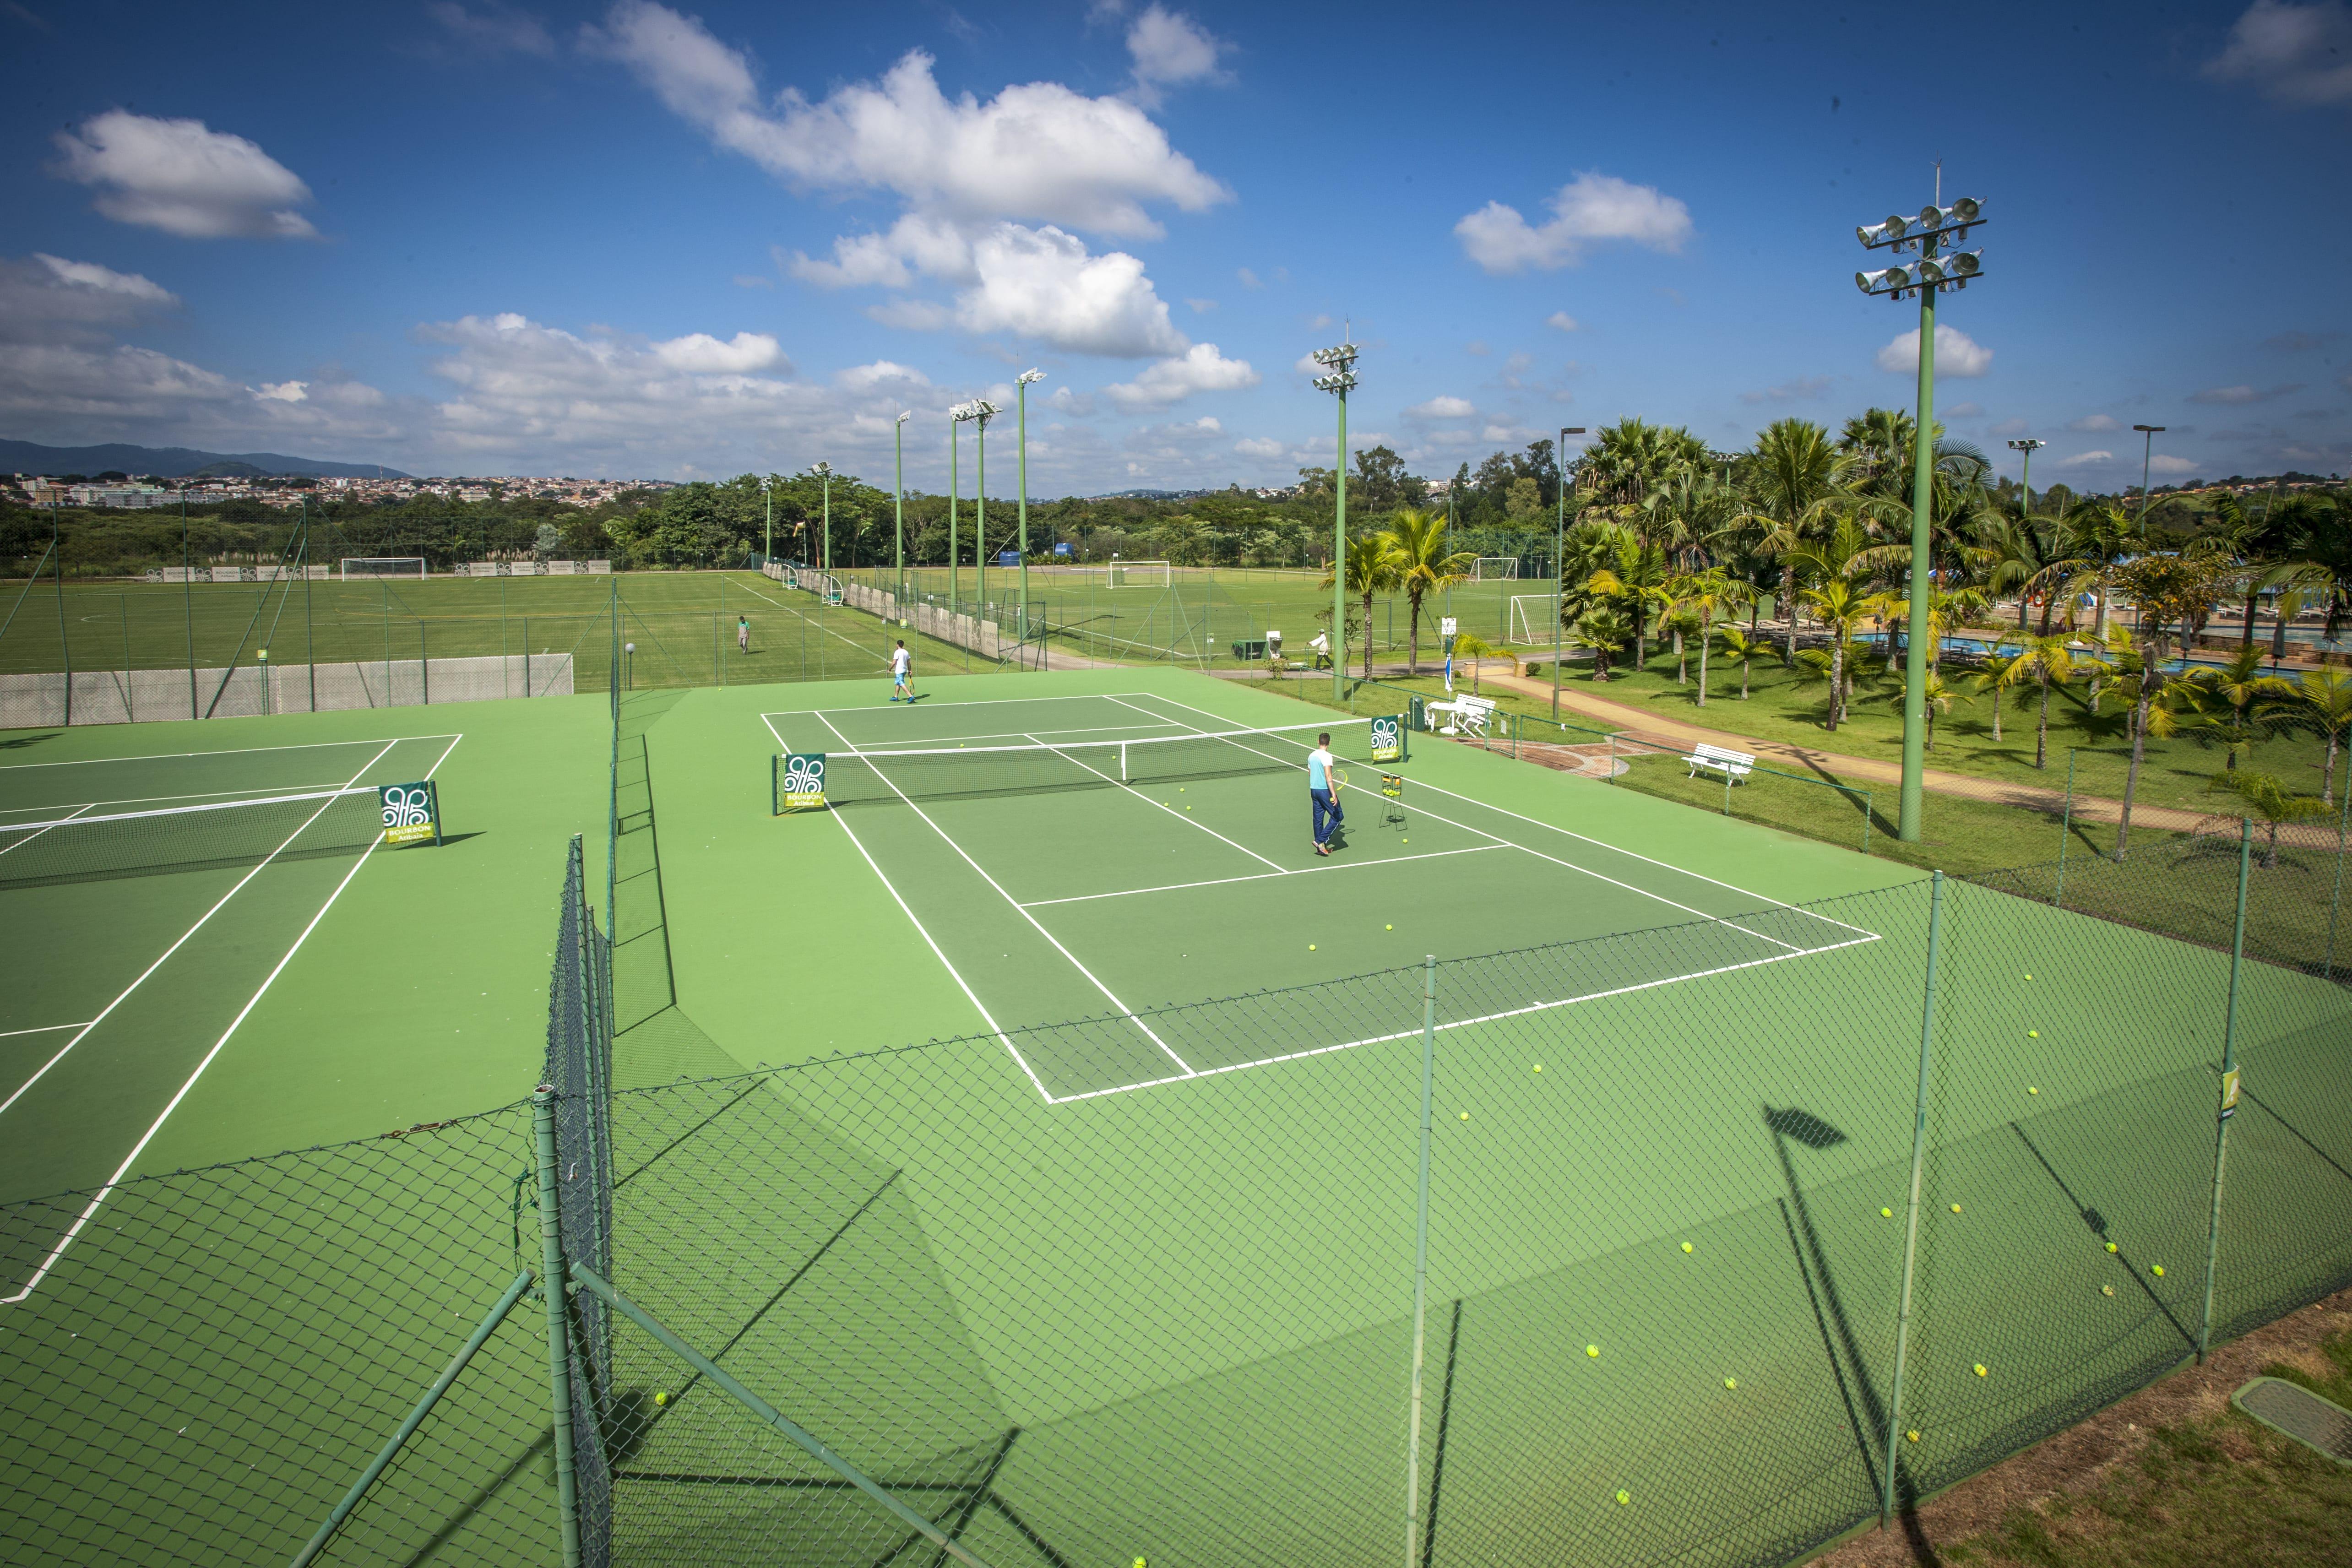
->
xmin=889 ymin=639 xmax=913 ymax=702
xmin=1308 ymin=732 xmax=1343 ymax=856
xmin=736 ymin=615 xmax=750 ymax=653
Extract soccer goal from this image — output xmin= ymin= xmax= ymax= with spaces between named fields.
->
xmin=1508 ymin=594 xmax=1566 ymax=644
xmin=341 ymin=557 xmax=428 ymax=581
xmin=1471 ymin=557 xmax=1520 ymax=581
xmin=1109 ymin=560 xmax=1172 ymax=588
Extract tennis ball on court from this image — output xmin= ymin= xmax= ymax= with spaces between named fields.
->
xmin=1881 ymin=1207 xmax=1894 ymax=1218
xmin=1586 ymin=1344 xmax=1599 ymax=1358
xmin=653 ymin=1391 xmax=669 ymax=1406
xmin=1615 ymin=1490 xmax=1630 ymax=1506
xmin=2102 ymin=1286 xmax=2116 ymax=1297
xmin=1974 ymin=1364 xmax=1988 ymax=1378
xmin=1308 ymin=944 xmax=1316 ymax=950
xmin=2151 ymin=1264 xmax=2164 ymax=1277
xmin=2025 ymin=974 xmax=2033 ymax=981
xmin=2106 ymin=1242 xmax=2118 ymax=1253
xmin=1681 ymin=1242 xmax=1694 ymax=1254
xmin=1185 ymin=805 xmax=1192 ymax=811
xmin=2029 ymin=1086 xmax=2039 ymax=1095
xmin=1459 ymin=1112 xmax=1469 ymax=1121
xmin=1907 ymin=1431 xmax=1920 ymax=1444
xmin=1950 ymin=1203 xmax=1963 ymax=1214
xmin=1386 ymin=923 xmax=1393 ymax=930
xmin=1725 ymin=1378 xmax=1737 ymax=1389
xmin=1135 ymin=1557 xmax=1146 ymax=1568
xmin=2028 ymin=1029 xmax=2040 ymax=1038
xmin=1532 ymin=1063 xmax=1542 ymax=1073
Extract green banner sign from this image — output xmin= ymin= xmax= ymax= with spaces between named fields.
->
xmin=379 ymin=781 xmax=442 ymax=846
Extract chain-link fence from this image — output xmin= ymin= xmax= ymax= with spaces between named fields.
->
xmin=5 ymin=837 xmax=2347 ymax=1567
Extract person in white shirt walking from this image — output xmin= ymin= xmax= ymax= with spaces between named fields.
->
xmin=889 ymin=640 xmax=913 ymax=702
xmin=1307 ymin=732 xmax=1343 ymax=855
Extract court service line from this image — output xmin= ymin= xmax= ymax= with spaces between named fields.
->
xmin=1047 ymin=931 xmax=1881 ymax=1106
xmin=0 ymin=1023 xmax=93 ymax=1039
xmin=0 ymin=802 xmax=95 ymax=860
xmin=804 ymin=709 xmax=1195 ymax=1077
xmin=0 ymin=735 xmax=460 ymax=772
xmin=1 ymin=733 xmax=459 ymax=1306
xmin=1022 ymin=732 xmax=1288 ymax=874
xmin=1132 ymin=693 xmax=1869 ymax=947
xmin=757 ymin=713 xmax=1052 ymax=1102
xmin=1020 ymin=844 xmax=1508 ymax=908
xmin=5 ymin=784 xmax=370 ymax=819
xmin=765 ymin=690 xmax=1166 ymax=725
xmin=828 ymin=719 xmax=1196 ymax=752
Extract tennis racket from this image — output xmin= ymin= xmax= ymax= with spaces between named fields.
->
xmin=1330 ymin=766 xmax=1350 ymax=792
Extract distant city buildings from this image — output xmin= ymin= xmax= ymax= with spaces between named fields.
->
xmin=6 ymin=473 xmax=678 ymax=508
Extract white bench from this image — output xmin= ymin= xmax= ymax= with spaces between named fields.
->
xmin=1425 ymin=694 xmax=1498 ymax=739
xmin=1684 ymin=743 xmax=1755 ymax=783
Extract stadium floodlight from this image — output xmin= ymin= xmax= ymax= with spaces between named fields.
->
xmin=951 ymin=402 xmax=981 ymax=613
xmin=2007 ymin=437 xmax=2047 ymax=515
xmin=1553 ymin=426 xmax=1587 ymax=720
xmin=1848 ymin=178 xmax=1991 ymax=852
xmin=894 ymin=412 xmax=911 ymax=602
xmin=970 ymin=400 xmax=1001 ymax=617
xmin=1311 ymin=333 xmax=1360 ymax=697
xmin=808 ymin=460 xmax=834 ymax=572
xmin=2132 ymin=426 xmax=2167 ymax=521
xmin=1016 ymin=371 xmax=1045 ymax=640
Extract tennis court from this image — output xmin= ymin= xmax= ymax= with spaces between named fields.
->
xmin=762 ymin=688 xmax=1878 ymax=1102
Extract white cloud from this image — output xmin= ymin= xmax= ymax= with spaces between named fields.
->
xmin=1739 ymin=375 xmax=1833 ymax=405
xmin=1875 ymin=324 xmax=1991 ymax=377
xmin=2057 ymin=450 xmax=2115 ymax=468
xmin=1407 ymin=395 xmax=1477 ymax=419
xmin=427 ymin=1 xmax=556 ymax=55
xmin=1126 ymin=5 xmax=1227 ymax=104
xmin=2189 ymin=383 xmax=2301 ymax=403
xmin=1987 ymin=418 xmax=2029 ymax=438
xmin=1236 ymin=267 xmax=1261 ymax=288
xmin=866 ymin=298 xmax=954 ymax=332
xmin=1234 ymin=436 xmax=1285 ymax=458
xmin=1545 ymin=312 xmax=1579 ymax=332
xmin=31 ymin=253 xmax=179 ymax=307
xmin=52 ymin=110 xmax=317 ymax=239
xmin=2148 ymin=454 xmax=2199 ymax=475
xmin=591 ymin=5 xmax=1228 ymax=236
xmin=650 ymin=331 xmax=787 ymax=374
xmin=956 ymin=224 xmax=1186 ymax=355
xmin=788 ymin=212 xmax=972 ymax=289
xmin=1944 ymin=401 xmax=1983 ymax=418
xmin=1185 ymin=297 xmax=1217 ymax=313
xmin=2205 ymin=0 xmax=2352 ymax=105
xmin=1454 ymin=172 xmax=1693 ymax=274
xmin=835 ymin=359 xmax=931 ymax=394
xmin=2068 ymin=413 xmax=2123 ymax=431
xmin=1102 ymin=343 xmax=1259 ymax=408
xmin=255 ymin=380 xmax=308 ymax=402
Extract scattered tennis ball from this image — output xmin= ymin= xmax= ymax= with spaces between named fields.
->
xmin=2151 ymin=1264 xmax=2165 ymax=1277
xmin=1616 ymin=1490 xmax=1630 ymax=1506
xmin=1308 ymin=944 xmax=1316 ymax=951
xmin=1950 ymin=1203 xmax=1963 ymax=1214
xmin=1135 ymin=1557 xmax=1146 ymax=1568
xmin=1386 ymin=923 xmax=1393 ymax=930
xmin=2029 ymin=1086 xmax=2040 ymax=1095
xmin=2027 ymin=1029 xmax=2039 ymax=1038
xmin=1725 ymin=1377 xmax=1737 ymax=1389
xmin=1881 ymin=1207 xmax=1894 ymax=1218
xmin=653 ymin=1391 xmax=669 ymax=1406
xmin=2102 ymin=1286 xmax=2116 ymax=1297
xmin=1459 ymin=1112 xmax=1469 ymax=1121
xmin=1974 ymin=1364 xmax=1988 ymax=1378
xmin=2024 ymin=973 xmax=2032 ymax=981
xmin=1681 ymin=1242 xmax=1694 ymax=1253
xmin=1185 ymin=805 xmax=1192 ymax=811
xmin=1586 ymin=1344 xmax=1599 ymax=1358
xmin=1907 ymin=1430 xmax=1920 ymax=1443
xmin=1532 ymin=1063 xmax=1542 ymax=1073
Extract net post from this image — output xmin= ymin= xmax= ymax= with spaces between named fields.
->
xmin=2196 ymin=819 xmax=2254 ymax=1363
xmin=533 ymin=1087 xmax=585 ymax=1568
xmin=2324 ymin=781 xmax=2348 ymax=981
xmin=1881 ymin=869 xmax=1944 ymax=1530
xmin=2054 ymin=749 xmax=2076 ymax=907
xmin=1405 ymin=952 xmax=1439 ymax=1568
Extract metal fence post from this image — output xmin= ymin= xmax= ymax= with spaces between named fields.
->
xmin=533 ymin=1088 xmax=584 ymax=1568
xmin=2325 ymin=782 xmax=2349 ymax=981
xmin=1405 ymin=953 xmax=1439 ymax=1568
xmin=2054 ymin=749 xmax=2076 ymax=907
xmin=1880 ymin=870 xmax=1944 ymax=1528
xmin=2196 ymin=819 xmax=2254 ymax=1362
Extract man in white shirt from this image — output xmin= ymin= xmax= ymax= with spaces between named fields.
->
xmin=890 ymin=640 xmax=913 ymax=702
xmin=1307 ymin=732 xmax=1343 ymax=856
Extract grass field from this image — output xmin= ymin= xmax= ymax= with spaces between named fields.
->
xmin=3 ymin=663 xmax=2349 ymax=1568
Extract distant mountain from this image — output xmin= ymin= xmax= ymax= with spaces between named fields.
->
xmin=0 ymin=439 xmax=412 ymax=480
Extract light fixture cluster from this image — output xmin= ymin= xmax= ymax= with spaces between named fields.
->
xmin=1310 ymin=340 xmax=1359 ymax=395
xmin=1855 ymin=198 xmax=1987 ymax=301
xmin=951 ymin=399 xmax=1000 ymax=423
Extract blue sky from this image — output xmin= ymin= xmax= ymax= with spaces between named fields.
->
xmin=3 ymin=0 xmax=2346 ymax=492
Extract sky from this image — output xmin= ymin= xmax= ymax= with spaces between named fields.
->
xmin=2 ymin=0 xmax=2347 ymax=494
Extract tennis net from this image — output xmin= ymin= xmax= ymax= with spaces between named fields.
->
xmin=774 ymin=716 xmax=1404 ymax=810
xmin=0 ymin=787 xmax=401 ymax=890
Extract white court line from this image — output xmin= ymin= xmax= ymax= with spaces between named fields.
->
xmin=3 ymin=731 xmax=462 ymax=1307
xmin=0 ymin=738 xmax=401 ymax=1126
xmin=1130 ymin=693 xmax=1860 ymax=949
xmin=758 ymin=714 xmax=1052 ymax=1101
xmin=3 ymin=784 xmax=364 ymax=820
xmin=1020 ymin=844 xmax=1507 ymax=908
xmin=0 ymin=802 xmax=95 ymax=861
xmin=1044 ymin=931 xmax=1882 ymax=1105
xmin=817 ymin=719 xmax=1195 ymax=752
xmin=726 ymin=578 xmax=892 ymax=659
xmin=1022 ymin=732 xmax=1289 ymax=874
xmin=0 ymin=735 xmax=460 ymax=772
xmin=807 ymin=708 xmax=1195 ymax=1077
xmin=0 ymin=1023 xmax=93 ymax=1039
xmin=3 ymin=732 xmax=462 ymax=1307
xmin=762 ymin=690 xmax=1163 ymax=720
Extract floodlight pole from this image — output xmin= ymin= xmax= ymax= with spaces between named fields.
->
xmin=2132 ymin=425 xmax=2166 ymax=523
xmin=1017 ymin=370 xmax=1044 ymax=646
xmin=1896 ymin=280 xmax=1937 ymax=842
xmin=949 ymin=407 xmax=962 ymax=616
xmin=2006 ymin=438 xmax=2045 ymax=518
xmin=761 ymin=474 xmax=772 ymax=564
xmin=810 ymin=461 xmax=834 ymax=575
xmin=1554 ymin=428 xmax=1586 ymax=720
xmin=1312 ymin=338 xmax=1359 ymax=699
xmin=973 ymin=403 xmax=997 ymax=633
xmin=893 ymin=412 xmax=909 ymax=606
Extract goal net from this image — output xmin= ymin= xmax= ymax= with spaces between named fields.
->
xmin=1109 ymin=560 xmax=1171 ymax=588
xmin=341 ymin=558 xmax=427 ymax=581
xmin=1472 ymin=557 xmax=1520 ymax=581
xmin=1508 ymin=594 xmax=1566 ymax=644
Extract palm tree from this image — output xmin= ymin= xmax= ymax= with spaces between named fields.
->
xmin=1714 ymin=623 xmax=1767 ymax=702
xmin=1740 ymin=418 xmax=1851 ymax=667
xmin=2205 ymin=770 xmax=2330 ymax=869
xmin=2104 ymin=548 xmax=2246 ymax=857
xmin=1793 ymin=578 xmax=1874 ymax=730
xmin=2263 ymin=666 xmax=2352 ymax=805
xmin=1971 ymin=649 xmax=2026 ymax=744
xmin=1570 ymin=604 xmax=1633 ymax=681
xmin=2271 ymin=489 xmax=2352 ymax=644
xmin=1452 ymin=631 xmax=1501 ymax=694
xmin=1881 ymin=667 xmax=1958 ymax=751
xmin=1584 ymin=540 xmax=1673 ymax=672
xmin=1320 ymin=535 xmax=1400 ymax=679
xmin=2179 ymin=643 xmax=2277 ymax=773
xmin=2005 ymin=634 xmax=2083 ymax=771
xmin=1672 ymin=570 xmax=1752 ymax=708
xmin=1972 ymin=502 xmax=2061 ymax=631
xmin=1382 ymin=508 xmax=1472 ymax=675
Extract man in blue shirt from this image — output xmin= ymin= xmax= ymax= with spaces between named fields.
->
xmin=1308 ymin=732 xmax=1343 ymax=856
